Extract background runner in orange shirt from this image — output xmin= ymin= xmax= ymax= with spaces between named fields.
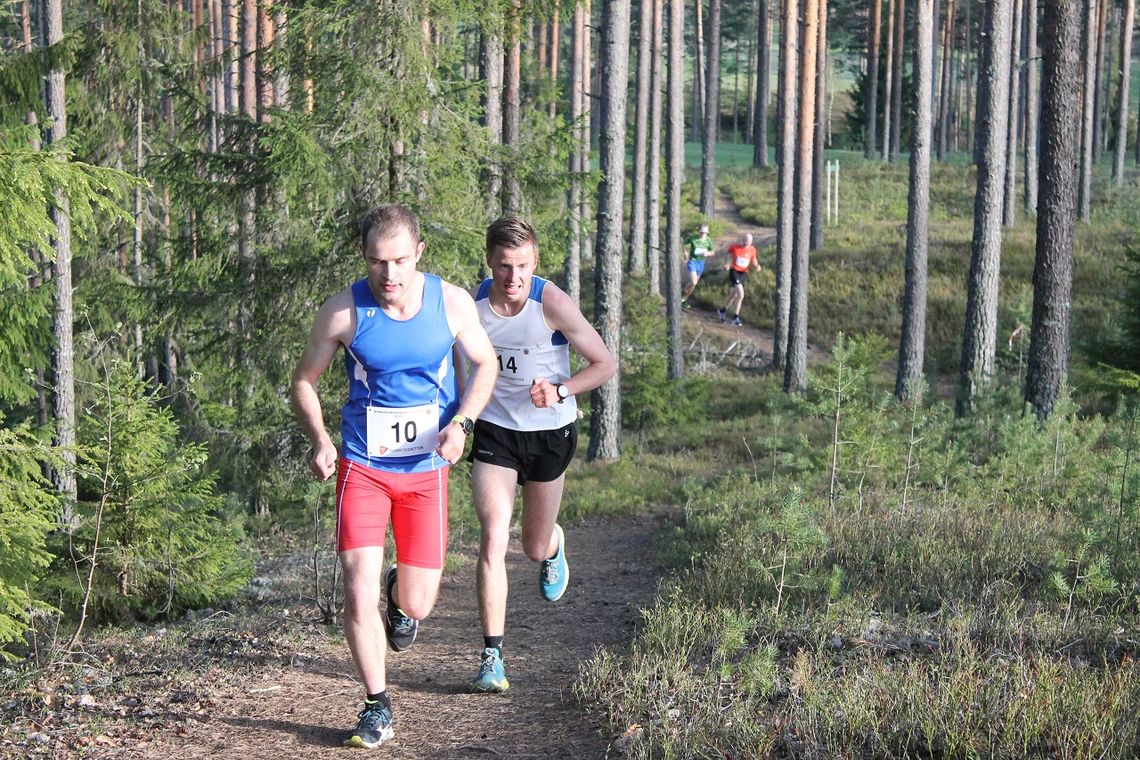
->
xmin=718 ymin=232 xmax=761 ymax=327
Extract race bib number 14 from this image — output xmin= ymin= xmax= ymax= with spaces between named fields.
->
xmin=495 ymin=346 xmax=538 ymax=383
xmin=366 ymin=403 xmax=439 ymax=458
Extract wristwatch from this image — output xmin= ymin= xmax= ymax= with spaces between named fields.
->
xmin=556 ymin=384 xmax=571 ymax=403
xmin=451 ymin=414 xmax=474 ymax=435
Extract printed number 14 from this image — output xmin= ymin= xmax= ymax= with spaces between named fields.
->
xmin=497 ymin=354 xmax=518 ymax=374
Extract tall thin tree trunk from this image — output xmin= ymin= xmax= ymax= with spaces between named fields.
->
xmin=1078 ymin=0 xmax=1098 ymax=222
xmin=42 ymin=0 xmax=76 ymax=505
xmin=648 ymin=0 xmax=666 ymax=296
xmin=666 ymin=0 xmax=686 ymax=377
xmin=588 ymin=0 xmax=632 ymax=463
xmin=257 ymin=0 xmax=275 ymax=120
xmin=774 ymin=0 xmax=798 ymax=368
xmin=1003 ymin=0 xmax=1023 ymax=226
xmin=897 ymin=0 xmax=934 ymax=402
xmin=1026 ymin=0 xmax=1079 ymax=418
xmin=692 ymin=0 xmax=705 ymax=142
xmin=1113 ymin=0 xmax=1134 ymax=184
xmin=958 ymin=0 xmax=1013 ymax=414
xmin=1092 ymin=0 xmax=1109 ymax=162
xmin=867 ymin=0 xmax=883 ymax=157
xmin=1024 ymin=0 xmax=1039 ymax=214
xmin=811 ymin=0 xmax=827 ymax=250
xmin=964 ymin=0 xmax=973 ymax=154
xmin=882 ymin=0 xmax=894 ymax=160
xmin=889 ymin=0 xmax=905 ymax=161
xmin=549 ymin=12 xmax=561 ymax=119
xmin=786 ymin=0 xmax=820 ymax=393
xmin=699 ymin=0 xmax=721 ymax=217
xmin=566 ymin=5 xmax=583 ymax=303
xmin=754 ymin=0 xmax=772 ymax=167
xmin=733 ymin=39 xmax=741 ymax=140
xmin=503 ymin=3 xmax=522 ymax=213
xmin=629 ymin=0 xmax=653 ymax=276
xmin=482 ymin=28 xmax=504 ymax=221
xmin=746 ymin=0 xmax=757 ymax=141
xmin=580 ymin=0 xmax=593 ymax=270
xmin=937 ymin=0 xmax=955 ymax=160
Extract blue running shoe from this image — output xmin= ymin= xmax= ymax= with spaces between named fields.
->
xmin=384 ymin=565 xmax=418 ymax=652
xmin=539 ymin=524 xmax=569 ymax=602
xmin=471 ymin=647 xmax=510 ymax=693
xmin=343 ymin=700 xmax=394 ymax=748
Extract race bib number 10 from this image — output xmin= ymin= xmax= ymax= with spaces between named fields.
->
xmin=495 ymin=346 xmax=538 ymax=383
xmin=366 ymin=403 xmax=439 ymax=458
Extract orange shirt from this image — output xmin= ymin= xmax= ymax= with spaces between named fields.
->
xmin=727 ymin=244 xmax=758 ymax=272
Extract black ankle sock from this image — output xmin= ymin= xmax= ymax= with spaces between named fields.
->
xmin=484 ymin=636 xmax=503 ymax=656
xmin=365 ymin=691 xmax=390 ymax=709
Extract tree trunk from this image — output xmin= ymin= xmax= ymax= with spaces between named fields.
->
xmin=257 ymin=0 xmax=275 ymax=120
xmin=692 ymin=0 xmax=705 ymax=142
xmin=629 ymin=0 xmax=653 ymax=276
xmin=889 ymin=0 xmax=905 ymax=161
xmin=786 ymin=0 xmax=819 ymax=393
xmin=897 ymin=0 xmax=934 ymax=402
xmin=732 ymin=36 xmax=741 ymax=140
xmin=648 ymin=0 xmax=666 ymax=296
xmin=549 ymin=11 xmax=561 ymax=120
xmin=481 ymin=28 xmax=504 ymax=221
xmin=964 ymin=0 xmax=973 ymax=154
xmin=866 ymin=0 xmax=883 ymax=157
xmin=666 ymin=0 xmax=686 ymax=378
xmin=937 ymin=0 xmax=955 ymax=160
xmin=754 ymin=0 xmax=772 ymax=166
xmin=774 ymin=0 xmax=798 ymax=369
xmin=1003 ymin=0 xmax=1023 ymax=226
xmin=1024 ymin=0 xmax=1040 ymax=214
xmin=580 ymin=0 xmax=593 ymax=271
xmin=588 ymin=0 xmax=632 ymax=462
xmin=811 ymin=0 xmax=827 ymax=251
xmin=41 ymin=0 xmax=76 ymax=506
xmin=699 ymin=0 xmax=721 ymax=217
xmin=882 ymin=0 xmax=894 ymax=160
xmin=1092 ymin=0 xmax=1109 ymax=163
xmin=1078 ymin=0 xmax=1097 ymax=222
xmin=746 ymin=0 xmax=757 ymax=142
xmin=566 ymin=4 xmax=583 ymax=304
xmin=1026 ymin=0 xmax=1080 ymax=418
xmin=241 ymin=0 xmax=257 ymax=119
xmin=1113 ymin=0 xmax=1134 ymax=184
xmin=958 ymin=0 xmax=1013 ymax=414
xmin=503 ymin=3 xmax=522 ymax=213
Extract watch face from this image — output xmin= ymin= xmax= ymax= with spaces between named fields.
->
xmin=462 ymin=417 xmax=474 ymax=434
xmin=557 ymin=384 xmax=569 ymax=399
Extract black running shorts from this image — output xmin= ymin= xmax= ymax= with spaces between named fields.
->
xmin=729 ymin=269 xmax=748 ymax=287
xmin=468 ymin=419 xmax=578 ymax=484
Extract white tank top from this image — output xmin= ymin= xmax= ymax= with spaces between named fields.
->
xmin=475 ymin=276 xmax=577 ymax=431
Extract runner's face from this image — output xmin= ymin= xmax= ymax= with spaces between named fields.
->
xmin=363 ymin=227 xmax=424 ymax=304
xmin=487 ymin=243 xmax=537 ymax=304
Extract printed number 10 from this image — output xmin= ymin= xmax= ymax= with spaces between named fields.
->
xmin=390 ymin=421 xmax=418 ymax=443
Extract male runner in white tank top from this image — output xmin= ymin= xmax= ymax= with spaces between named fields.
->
xmin=466 ymin=215 xmax=616 ymax=693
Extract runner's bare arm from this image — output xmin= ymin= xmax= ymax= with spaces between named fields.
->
xmin=530 ymin=283 xmax=617 ymax=408
xmin=439 ymin=283 xmax=497 ymax=462
xmin=291 ymin=290 xmax=354 ymax=480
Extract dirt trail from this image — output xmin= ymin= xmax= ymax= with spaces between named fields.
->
xmin=105 ymin=515 xmax=664 ymax=760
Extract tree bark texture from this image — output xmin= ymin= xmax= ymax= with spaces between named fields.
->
xmin=1092 ymin=0 xmax=1108 ymax=162
xmin=889 ymin=0 xmax=904 ymax=161
xmin=42 ymin=0 xmax=76 ymax=503
xmin=1078 ymin=0 xmax=1097 ymax=222
xmin=1003 ymin=0 xmax=1023 ymax=226
xmin=867 ymin=0 xmax=883 ymax=157
xmin=503 ymin=4 xmax=522 ymax=213
xmin=754 ymin=0 xmax=772 ymax=167
xmin=241 ymin=0 xmax=257 ymax=119
xmin=897 ymin=0 xmax=934 ymax=402
xmin=811 ymin=0 xmax=827 ymax=251
xmin=648 ymin=0 xmax=665 ymax=296
xmin=1113 ymin=0 xmax=1134 ymax=184
xmin=481 ymin=29 xmax=504 ymax=222
xmin=1024 ymin=0 xmax=1039 ymax=214
xmin=566 ymin=6 xmax=582 ymax=304
xmin=629 ymin=0 xmax=653 ymax=277
xmin=666 ymin=0 xmax=686 ymax=378
xmin=699 ymin=0 xmax=721 ymax=217
xmin=958 ymin=0 xmax=1013 ymax=414
xmin=785 ymin=0 xmax=819 ymax=393
xmin=936 ymin=0 xmax=955 ymax=161
xmin=692 ymin=0 xmax=705 ymax=143
xmin=774 ymin=0 xmax=798 ymax=369
xmin=588 ymin=0 xmax=631 ymax=462
xmin=1026 ymin=0 xmax=1079 ymax=418
xmin=579 ymin=0 xmax=592 ymax=273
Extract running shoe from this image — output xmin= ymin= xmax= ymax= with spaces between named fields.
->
xmin=539 ymin=524 xmax=569 ymax=602
xmin=343 ymin=701 xmax=394 ymax=748
xmin=384 ymin=565 xmax=418 ymax=652
xmin=717 ymin=307 xmax=727 ymax=323
xmin=682 ymin=300 xmax=692 ymax=310
xmin=733 ymin=316 xmax=743 ymax=327
xmin=471 ymin=647 xmax=510 ymax=693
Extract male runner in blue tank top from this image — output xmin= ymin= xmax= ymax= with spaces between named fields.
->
xmin=465 ymin=215 xmax=616 ymax=693
xmin=291 ymin=204 xmax=497 ymax=748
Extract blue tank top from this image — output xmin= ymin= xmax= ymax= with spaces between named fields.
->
xmin=340 ymin=274 xmax=458 ymax=473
